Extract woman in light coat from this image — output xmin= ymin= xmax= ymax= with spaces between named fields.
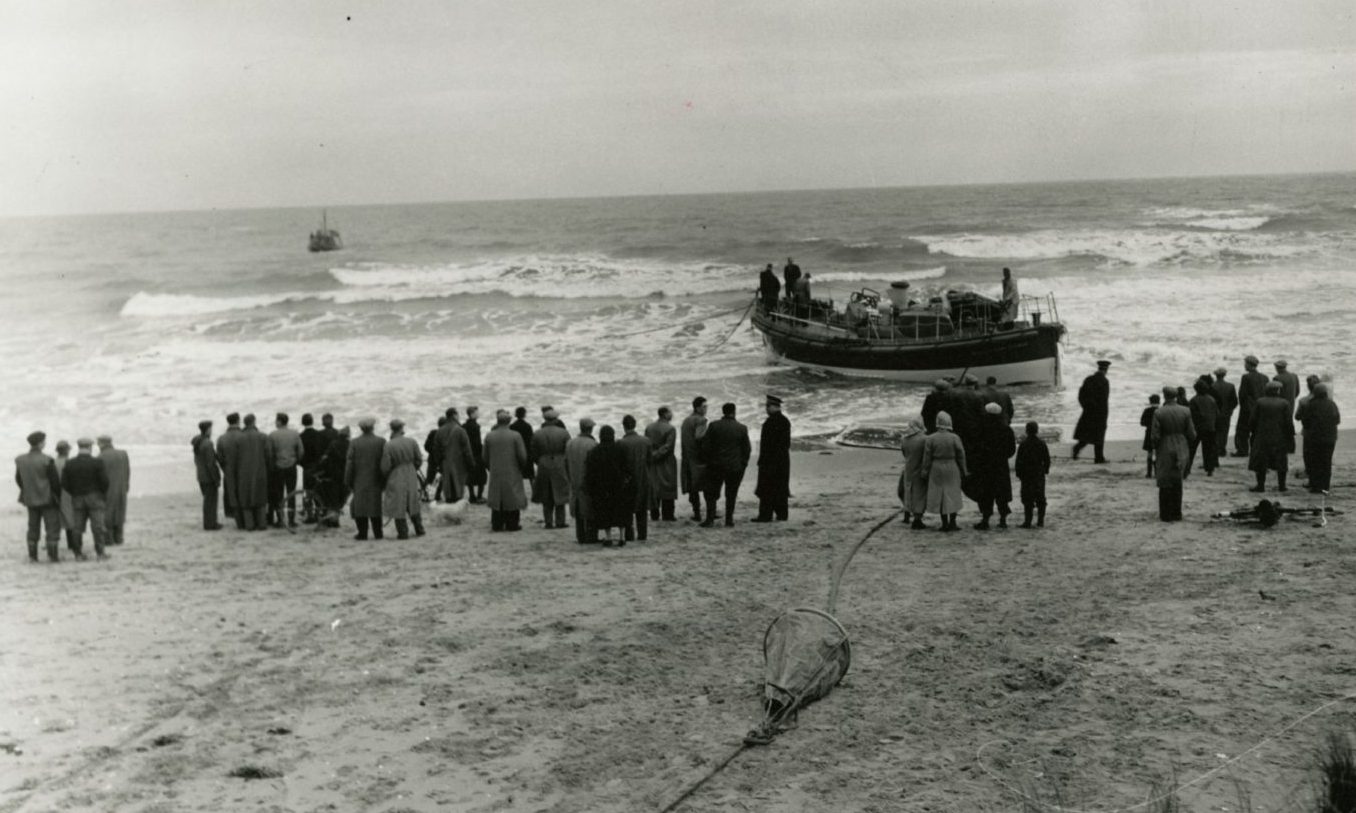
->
xmin=897 ymin=415 xmax=929 ymax=529
xmin=921 ymin=411 xmax=968 ymax=532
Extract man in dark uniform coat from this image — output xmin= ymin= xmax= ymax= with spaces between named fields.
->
xmin=758 ymin=264 xmax=781 ymax=312
xmin=299 ymin=413 xmax=328 ymax=523
xmin=423 ymin=416 xmax=446 ymax=498
xmin=921 ymin=380 xmax=952 ymax=434
xmin=1211 ymin=367 xmax=1238 ymax=458
xmin=1234 ymin=355 xmax=1269 ymax=456
xmin=982 ymin=376 xmax=1015 ymax=425
xmin=216 ymin=412 xmax=243 ymax=526
xmin=617 ymin=415 xmax=652 ymax=541
xmin=1072 ymin=360 xmax=1111 ymax=463
xmin=752 ymin=395 xmax=792 ymax=522
xmin=62 ymin=438 xmax=111 ymax=559
xmin=699 ymin=402 xmax=751 ymax=528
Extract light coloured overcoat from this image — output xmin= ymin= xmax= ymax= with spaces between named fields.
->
xmin=644 ymin=419 xmax=678 ymax=501
xmin=484 ymin=425 xmax=528 ymax=511
xmin=922 ymin=429 xmax=967 ymax=514
xmin=899 ymin=431 xmax=928 ymax=514
xmin=565 ymin=433 xmax=597 ymax=520
xmin=530 ymin=421 xmax=571 ymax=507
xmin=1151 ymin=402 xmax=1196 ymax=487
xmin=381 ymin=433 xmax=423 ymax=520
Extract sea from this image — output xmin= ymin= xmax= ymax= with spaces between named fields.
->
xmin=3 ymin=172 xmax=1354 ymax=497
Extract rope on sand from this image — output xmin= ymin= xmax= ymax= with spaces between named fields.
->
xmin=654 ymin=507 xmax=904 ymax=812
xmin=976 ymin=689 xmax=1356 ymax=812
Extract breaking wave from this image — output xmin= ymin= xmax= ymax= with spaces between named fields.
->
xmin=915 ymin=228 xmax=1309 ymax=265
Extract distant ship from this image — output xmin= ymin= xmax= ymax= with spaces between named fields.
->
xmin=308 ymin=210 xmax=343 ymax=252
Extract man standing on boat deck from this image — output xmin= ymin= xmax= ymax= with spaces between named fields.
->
xmin=680 ymin=397 xmax=710 ymax=521
xmin=752 ymin=395 xmax=792 ymax=523
xmin=782 ymin=258 xmax=801 ymax=300
xmin=699 ymin=402 xmax=752 ymax=528
xmin=758 ymin=264 xmax=781 ymax=312
xmin=1072 ymin=360 xmax=1111 ymax=463
xmin=1000 ymin=267 xmax=1019 ymax=325
xmin=1233 ymin=355 xmax=1269 ymax=457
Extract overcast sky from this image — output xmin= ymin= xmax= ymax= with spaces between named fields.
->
xmin=2 ymin=0 xmax=1353 ymax=216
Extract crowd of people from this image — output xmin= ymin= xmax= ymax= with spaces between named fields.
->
xmin=899 ymin=374 xmax=1048 ymax=531
xmin=1076 ymin=355 xmax=1341 ymax=522
xmin=181 ymin=396 xmax=795 ymax=546
xmin=14 ymin=350 xmax=1343 ymax=560
xmin=14 ymin=433 xmax=129 ymax=562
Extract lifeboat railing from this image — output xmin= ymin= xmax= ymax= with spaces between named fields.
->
xmin=756 ymin=291 xmax=1061 ymax=344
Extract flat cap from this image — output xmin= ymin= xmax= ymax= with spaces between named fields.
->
xmin=358 ymin=417 xmax=376 ymax=430
xmin=77 ymin=437 xmax=94 ymax=448
xmin=1214 ymin=366 xmax=1227 ymax=375
xmin=1274 ymin=359 xmax=1288 ymax=368
xmin=26 ymin=431 xmax=45 ymax=446
xmin=1244 ymin=354 xmax=1259 ymax=365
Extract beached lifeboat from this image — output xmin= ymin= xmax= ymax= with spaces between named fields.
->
xmin=750 ymin=283 xmax=1066 ymax=386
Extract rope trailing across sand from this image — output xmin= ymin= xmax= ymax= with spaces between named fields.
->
xmin=975 ymin=689 xmax=1356 ymax=812
xmin=655 ymin=507 xmax=902 ymax=812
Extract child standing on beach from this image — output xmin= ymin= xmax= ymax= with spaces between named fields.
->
xmin=1014 ymin=421 xmax=1050 ymax=529
xmin=1140 ymin=394 xmax=1160 ymax=478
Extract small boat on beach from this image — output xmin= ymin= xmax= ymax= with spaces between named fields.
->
xmin=308 ymin=210 xmax=343 ymax=252
xmin=750 ymin=283 xmax=1067 ymax=386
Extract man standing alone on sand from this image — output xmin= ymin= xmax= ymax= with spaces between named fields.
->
xmin=97 ymin=436 xmax=130 ymax=546
xmin=15 ymin=431 xmax=63 ymax=562
xmin=1234 ymin=355 xmax=1268 ymax=457
xmin=1072 ymin=360 xmax=1111 ymax=463
xmin=644 ymin=407 xmax=678 ymax=522
xmin=680 ymin=397 xmax=709 ymax=521
xmin=192 ymin=420 xmax=222 ymax=531
xmin=753 ymin=395 xmax=791 ymax=523
xmin=1211 ymin=367 xmax=1238 ymax=457
xmin=268 ymin=413 xmax=303 ymax=528
xmin=699 ymin=402 xmax=751 ymax=528
xmin=62 ymin=438 xmax=110 ymax=560
xmin=346 ymin=418 xmax=386 ymax=540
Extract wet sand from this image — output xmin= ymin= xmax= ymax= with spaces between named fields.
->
xmin=1 ymin=435 xmax=1353 ymax=812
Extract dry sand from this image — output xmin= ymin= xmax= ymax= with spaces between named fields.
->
xmin=2 ymin=435 xmax=1354 ymax=812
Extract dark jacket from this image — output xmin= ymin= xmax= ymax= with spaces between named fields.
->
xmin=192 ymin=433 xmax=220 ymax=486
xmin=1189 ymin=392 xmax=1219 ymax=434
xmin=61 ymin=454 xmax=108 ymax=498
xmin=510 ymin=418 xmax=535 ymax=478
xmin=300 ymin=427 xmax=328 ymax=469
xmin=1249 ymin=395 xmax=1295 ymax=471
xmin=345 ymin=432 xmax=387 ymax=518
xmin=15 ymin=451 xmax=61 ymax=508
xmin=1212 ymin=378 xmax=1238 ymax=415
xmin=585 ymin=441 xmax=634 ymax=529
xmin=755 ymin=411 xmax=792 ymax=501
xmin=1074 ymin=372 xmax=1110 ymax=443
xmin=1140 ymin=405 xmax=1158 ymax=452
xmin=1238 ymin=370 xmax=1269 ymax=410
xmin=464 ymin=418 xmax=486 ymax=486
xmin=1299 ymin=392 xmax=1341 ymax=444
xmin=701 ymin=416 xmax=751 ymax=474
xmin=1014 ymin=435 xmax=1050 ymax=481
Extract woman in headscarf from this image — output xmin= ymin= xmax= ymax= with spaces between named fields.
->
xmin=584 ymin=425 xmax=636 ymax=547
xmin=898 ymin=415 xmax=929 ymax=528
xmin=921 ymin=411 xmax=968 ymax=532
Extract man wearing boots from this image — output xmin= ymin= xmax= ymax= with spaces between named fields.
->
xmin=680 ymin=397 xmax=709 ymax=521
xmin=1151 ymin=386 xmax=1195 ymax=521
xmin=1014 ymin=421 xmax=1050 ymax=528
xmin=699 ymin=402 xmax=751 ymax=527
xmin=1249 ymin=380 xmax=1294 ymax=493
xmin=971 ymin=403 xmax=1015 ymax=529
xmin=192 ymin=420 xmax=223 ymax=530
xmin=15 ymin=431 xmax=63 ymax=562
xmin=752 ymin=395 xmax=792 ymax=523
xmin=380 ymin=419 xmax=425 ymax=539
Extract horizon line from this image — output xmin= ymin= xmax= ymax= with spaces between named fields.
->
xmin=5 ymin=166 xmax=1355 ymax=221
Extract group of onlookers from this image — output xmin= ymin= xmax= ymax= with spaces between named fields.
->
xmin=900 ymin=375 xmax=1049 ymax=532
xmin=14 ymin=432 xmax=129 ymax=562
xmin=184 ymin=397 xmax=793 ymax=546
